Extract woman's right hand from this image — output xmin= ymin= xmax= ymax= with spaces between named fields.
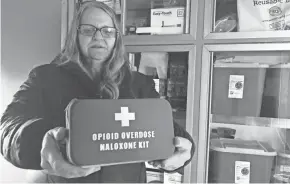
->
xmin=40 ymin=127 xmax=101 ymax=178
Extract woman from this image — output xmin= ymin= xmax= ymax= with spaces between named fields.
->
xmin=0 ymin=1 xmax=194 ymax=183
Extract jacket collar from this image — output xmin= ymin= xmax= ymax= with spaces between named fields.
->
xmin=59 ymin=61 xmax=102 ymax=98
xmin=58 ymin=61 xmax=134 ymax=99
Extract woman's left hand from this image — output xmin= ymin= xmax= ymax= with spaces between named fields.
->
xmin=148 ymin=136 xmax=192 ymax=171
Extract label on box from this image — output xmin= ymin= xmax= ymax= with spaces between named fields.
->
xmin=146 ymin=171 xmax=163 ymax=183
xmin=228 ymin=75 xmax=244 ymax=99
xmin=235 ymin=161 xmax=250 ymax=184
xmin=280 ymin=165 xmax=290 ymax=173
xmin=153 ymin=79 xmax=160 ymax=93
xmin=164 ymin=172 xmax=182 ymax=184
xmin=153 ymin=79 xmax=167 ymax=97
xmin=151 ymin=7 xmax=185 ymax=34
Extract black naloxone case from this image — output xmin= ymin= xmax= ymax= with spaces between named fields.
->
xmin=66 ymin=98 xmax=175 ymax=167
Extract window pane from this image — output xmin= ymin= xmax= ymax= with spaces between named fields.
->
xmin=125 ymin=0 xmax=189 ymax=35
xmin=128 ymin=51 xmax=189 ymax=183
xmin=214 ymin=0 xmax=290 ymax=33
xmin=208 ymin=50 xmax=290 ymax=183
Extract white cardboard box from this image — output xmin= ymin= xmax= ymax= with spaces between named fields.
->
xmin=146 ymin=171 xmax=163 ymax=183
xmin=150 ymin=7 xmax=185 ymax=35
xmin=146 ymin=170 xmax=183 ymax=183
xmin=164 ymin=172 xmax=182 ymax=184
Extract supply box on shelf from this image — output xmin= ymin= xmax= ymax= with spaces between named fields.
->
xmin=146 ymin=171 xmax=183 ymax=184
xmin=208 ymin=139 xmax=276 ymax=183
xmin=145 ymin=162 xmax=183 ymax=183
xmin=262 ymin=63 xmax=290 ymax=119
xmin=150 ymin=7 xmax=185 ymax=34
xmin=272 ymin=150 xmax=290 ymax=183
xmin=211 ymin=63 xmax=268 ymax=117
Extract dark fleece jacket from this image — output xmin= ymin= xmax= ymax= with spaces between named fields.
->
xmin=0 ymin=62 xmax=195 ymax=183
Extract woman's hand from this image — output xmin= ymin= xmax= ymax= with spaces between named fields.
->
xmin=148 ymin=137 xmax=192 ymax=171
xmin=40 ymin=127 xmax=101 ymax=178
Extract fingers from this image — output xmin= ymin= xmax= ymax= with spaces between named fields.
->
xmin=153 ymin=161 xmax=162 ymax=168
xmin=41 ymin=127 xmax=67 ymax=149
xmin=148 ymin=161 xmax=153 ymax=165
xmin=81 ymin=165 xmax=101 ymax=176
xmin=160 ymin=152 xmax=184 ymax=171
xmin=44 ymin=160 xmax=82 ymax=178
xmin=40 ymin=159 xmax=53 ymax=173
xmin=154 ymin=137 xmax=192 ymax=171
xmin=52 ymin=161 xmax=86 ymax=178
xmin=174 ymin=137 xmax=192 ymax=151
xmin=42 ymin=153 xmax=101 ymax=178
xmin=149 ymin=157 xmax=184 ymax=171
xmin=41 ymin=127 xmax=101 ymax=178
xmin=41 ymin=128 xmax=72 ymax=177
xmin=148 ymin=160 xmax=163 ymax=168
xmin=41 ymin=132 xmax=64 ymax=162
xmin=41 ymin=131 xmax=69 ymax=174
xmin=41 ymin=127 xmax=68 ymax=161
xmin=52 ymin=163 xmax=101 ymax=178
xmin=147 ymin=138 xmax=192 ymax=171
xmin=51 ymin=127 xmax=68 ymax=143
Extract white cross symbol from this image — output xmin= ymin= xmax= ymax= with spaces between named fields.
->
xmin=115 ymin=107 xmax=135 ymax=127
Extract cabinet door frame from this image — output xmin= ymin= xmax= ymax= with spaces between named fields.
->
xmin=61 ymin=0 xmax=77 ymax=50
xmin=62 ymin=0 xmax=199 ymax=46
xmin=122 ymin=0 xmax=198 ymax=46
xmin=198 ymin=43 xmax=290 ymax=183
xmin=61 ymin=0 xmax=68 ymax=50
xmin=203 ymin=0 xmax=290 ymax=43
xmin=126 ymin=45 xmax=199 ymax=183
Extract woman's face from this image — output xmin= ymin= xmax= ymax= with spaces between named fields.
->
xmin=78 ymin=7 xmax=116 ymax=65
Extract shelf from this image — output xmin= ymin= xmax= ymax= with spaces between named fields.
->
xmin=122 ymin=0 xmax=196 ymax=44
xmin=211 ymin=114 xmax=290 ymax=129
xmin=123 ymin=34 xmax=195 ymax=46
xmin=203 ymin=0 xmax=290 ymax=42
xmin=205 ymin=31 xmax=290 ymax=41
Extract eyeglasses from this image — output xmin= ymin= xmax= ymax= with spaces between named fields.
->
xmin=77 ymin=24 xmax=118 ymax=38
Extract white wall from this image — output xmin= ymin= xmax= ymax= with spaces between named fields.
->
xmin=1 ymin=0 xmax=61 ymax=182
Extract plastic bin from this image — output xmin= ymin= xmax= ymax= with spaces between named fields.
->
xmin=271 ymin=151 xmax=290 ymax=183
xmin=261 ymin=64 xmax=290 ymax=119
xmin=272 ymin=174 xmax=290 ymax=183
xmin=208 ymin=139 xmax=276 ymax=183
xmin=237 ymin=0 xmax=290 ymax=31
xmin=212 ymin=63 xmax=268 ymax=117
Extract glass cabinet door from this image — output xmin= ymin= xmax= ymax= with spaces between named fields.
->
xmin=204 ymin=0 xmax=290 ymax=40
xmin=123 ymin=0 xmax=190 ymax=36
xmin=61 ymin=0 xmax=197 ymax=46
xmin=198 ymin=43 xmax=290 ymax=183
xmin=126 ymin=45 xmax=198 ymax=183
xmin=120 ymin=0 xmax=197 ymax=45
